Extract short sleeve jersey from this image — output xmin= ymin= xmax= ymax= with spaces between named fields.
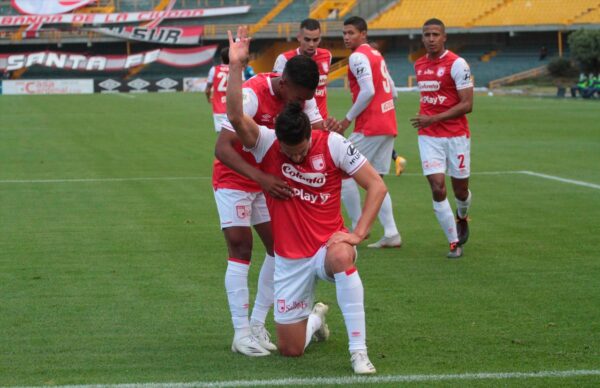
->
xmin=273 ymin=48 xmax=332 ymax=119
xmin=207 ymin=64 xmax=229 ymax=114
xmin=414 ymin=50 xmax=473 ymax=138
xmin=348 ymin=44 xmax=397 ymax=136
xmin=212 ymin=73 xmax=323 ymax=192
xmin=250 ymin=127 xmax=366 ymax=259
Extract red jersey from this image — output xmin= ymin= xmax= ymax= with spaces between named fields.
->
xmin=213 ymin=73 xmax=322 ymax=192
xmin=250 ymin=127 xmax=366 ymax=259
xmin=207 ymin=64 xmax=229 ymax=114
xmin=414 ymin=50 xmax=473 ymax=138
xmin=347 ymin=44 xmax=397 ymax=137
xmin=273 ymin=48 xmax=332 ymax=119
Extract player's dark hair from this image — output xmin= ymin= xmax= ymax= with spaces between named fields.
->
xmin=275 ymin=102 xmax=311 ymax=146
xmin=300 ymin=18 xmax=320 ymax=31
xmin=220 ymin=47 xmax=229 ymax=64
xmin=423 ymin=18 xmax=445 ymax=31
xmin=282 ymin=55 xmax=319 ymax=91
xmin=344 ymin=16 xmax=368 ymax=32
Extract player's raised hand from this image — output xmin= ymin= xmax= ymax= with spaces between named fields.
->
xmin=227 ymin=26 xmax=251 ymax=66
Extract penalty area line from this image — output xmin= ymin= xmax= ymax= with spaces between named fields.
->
xmin=9 ymin=369 xmax=600 ymax=388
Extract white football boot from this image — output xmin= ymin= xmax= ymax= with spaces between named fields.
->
xmin=250 ymin=323 xmax=277 ymax=351
xmin=311 ymin=302 xmax=330 ymax=342
xmin=367 ymin=234 xmax=402 ymax=248
xmin=231 ymin=333 xmax=271 ymax=357
xmin=351 ymin=350 xmax=377 ymax=374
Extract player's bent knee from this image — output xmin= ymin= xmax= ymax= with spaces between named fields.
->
xmin=326 ymin=243 xmax=355 ymax=273
xmin=278 ymin=344 xmax=305 ymax=357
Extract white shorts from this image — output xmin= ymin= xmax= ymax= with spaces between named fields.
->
xmin=273 ymin=246 xmax=333 ymax=324
xmin=273 ymin=245 xmax=358 ymax=324
xmin=213 ymin=113 xmax=227 ymax=132
xmin=418 ymin=135 xmax=470 ymax=178
xmin=213 ymin=188 xmax=270 ymax=229
xmin=348 ymin=132 xmax=395 ymax=175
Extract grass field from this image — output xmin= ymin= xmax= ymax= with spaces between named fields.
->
xmin=1 ymin=90 xmax=599 ymax=387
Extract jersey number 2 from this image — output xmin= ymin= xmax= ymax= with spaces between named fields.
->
xmin=216 ymin=72 xmax=228 ymax=92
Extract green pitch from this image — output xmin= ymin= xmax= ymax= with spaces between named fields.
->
xmin=0 ymin=91 xmax=599 ymax=387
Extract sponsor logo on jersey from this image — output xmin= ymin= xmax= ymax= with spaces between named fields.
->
xmin=319 ymin=193 xmax=331 ymax=204
xmin=417 ymin=80 xmax=441 ymax=92
xmin=260 ymin=113 xmax=272 ymax=122
xmin=346 ymin=144 xmax=358 ymax=156
xmin=424 ymin=69 xmax=434 ymax=75
xmin=315 ymin=89 xmax=325 ymax=97
xmin=381 ymin=99 xmax=394 ymax=113
xmin=310 ymin=154 xmax=325 ymax=171
xmin=318 ymin=74 xmax=328 ymax=87
xmin=282 ymin=164 xmax=326 ymax=187
xmin=420 ymin=94 xmax=448 ymax=105
xmin=322 ymin=62 xmax=329 ymax=73
xmin=437 ymin=67 xmax=446 ymax=77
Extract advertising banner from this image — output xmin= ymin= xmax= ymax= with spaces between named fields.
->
xmin=92 ymin=25 xmax=203 ymax=45
xmin=0 ymin=45 xmax=217 ymax=72
xmin=94 ymin=77 xmax=183 ymax=93
xmin=183 ymin=77 xmax=207 ymax=92
xmin=0 ymin=6 xmax=250 ymax=27
xmin=2 ymin=79 xmax=94 ymax=95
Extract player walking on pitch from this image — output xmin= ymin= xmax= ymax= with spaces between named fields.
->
xmin=226 ymin=26 xmax=385 ymax=374
xmin=411 ymin=18 xmax=473 ymax=258
xmin=339 ymin=16 xmax=402 ymax=248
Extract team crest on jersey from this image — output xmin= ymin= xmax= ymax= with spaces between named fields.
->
xmin=310 ymin=154 xmax=325 ymax=171
xmin=322 ymin=62 xmax=329 ymax=73
xmin=236 ymin=205 xmax=250 ymax=219
xmin=437 ymin=67 xmax=446 ymax=77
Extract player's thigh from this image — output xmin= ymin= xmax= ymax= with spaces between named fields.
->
xmin=418 ymin=135 xmax=448 ymax=176
xmin=447 ymin=136 xmax=470 ymax=179
xmin=366 ymin=136 xmax=395 ymax=175
xmin=213 ymin=188 xmax=255 ymax=229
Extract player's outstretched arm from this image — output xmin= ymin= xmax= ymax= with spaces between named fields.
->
xmin=226 ymin=26 xmax=259 ymax=149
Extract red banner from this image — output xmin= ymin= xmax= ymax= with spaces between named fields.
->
xmin=0 ymin=45 xmax=218 ymax=72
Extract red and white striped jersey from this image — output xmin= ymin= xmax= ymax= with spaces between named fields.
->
xmin=414 ymin=50 xmax=473 ymax=138
xmin=273 ymin=48 xmax=332 ymax=119
xmin=207 ymin=64 xmax=229 ymax=114
xmin=250 ymin=127 xmax=367 ymax=258
xmin=213 ymin=73 xmax=322 ymax=192
xmin=348 ymin=44 xmax=397 ymax=137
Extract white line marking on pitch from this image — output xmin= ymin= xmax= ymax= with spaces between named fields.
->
xmin=9 ymin=369 xmax=600 ymax=388
xmin=519 ymin=170 xmax=600 ymax=190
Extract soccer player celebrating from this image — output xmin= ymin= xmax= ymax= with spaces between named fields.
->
xmin=205 ymin=48 xmax=230 ymax=132
xmin=273 ymin=18 xmax=331 ymax=119
xmin=339 ymin=16 xmax=402 ymax=248
xmin=226 ymin=26 xmax=386 ymax=375
xmin=410 ymin=18 xmax=473 ymax=258
xmin=213 ymin=33 xmax=339 ymax=357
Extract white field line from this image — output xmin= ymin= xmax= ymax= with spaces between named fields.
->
xmin=9 ymin=369 xmax=600 ymax=388
xmin=519 ymin=170 xmax=600 ymax=190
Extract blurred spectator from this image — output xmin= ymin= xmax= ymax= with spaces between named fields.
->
xmin=539 ymin=46 xmax=548 ymax=61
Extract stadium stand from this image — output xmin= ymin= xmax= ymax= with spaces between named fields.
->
xmin=474 ymin=0 xmax=600 ymax=27
xmin=369 ymin=0 xmax=507 ymax=29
